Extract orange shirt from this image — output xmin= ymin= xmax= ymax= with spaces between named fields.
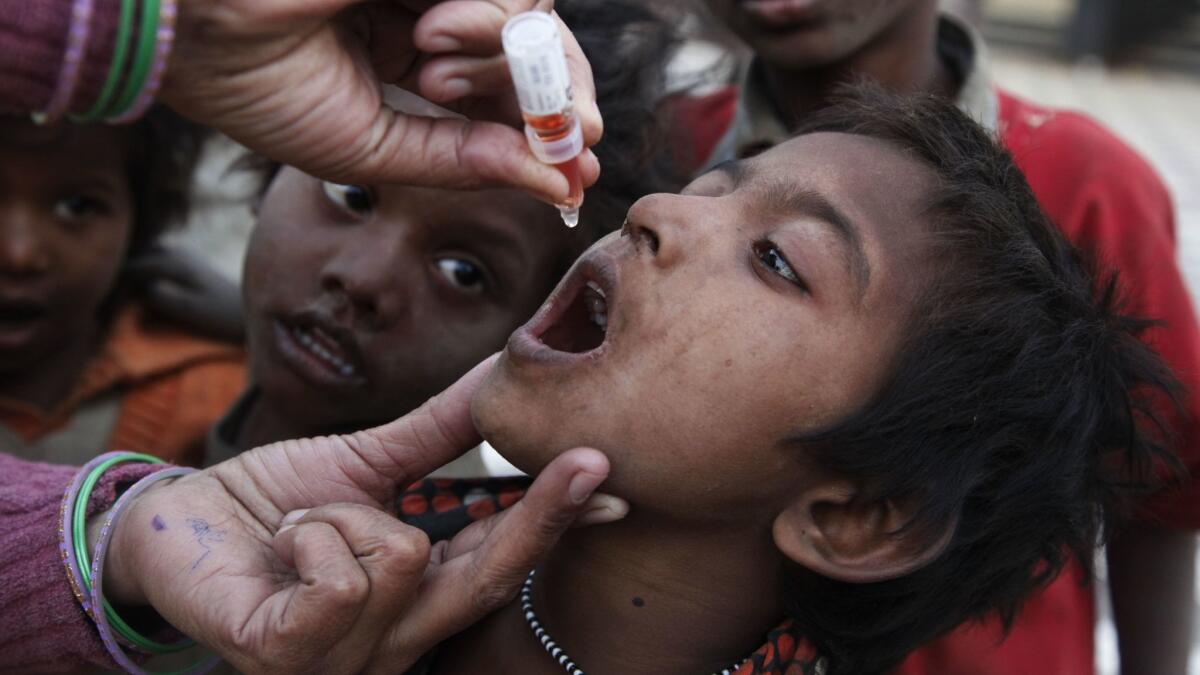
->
xmin=0 ymin=303 xmax=246 ymax=467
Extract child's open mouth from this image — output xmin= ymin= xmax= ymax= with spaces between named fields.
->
xmin=273 ymin=314 xmax=367 ymax=387
xmin=0 ymin=296 xmax=49 ymax=348
xmin=508 ymin=252 xmax=617 ymax=365
xmin=540 ymin=279 xmax=607 ymax=353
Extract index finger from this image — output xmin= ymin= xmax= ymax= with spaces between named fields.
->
xmin=414 ymin=0 xmax=551 ymax=55
xmin=345 ymin=354 xmax=498 ymax=485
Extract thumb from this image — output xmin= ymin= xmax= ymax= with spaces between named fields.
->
xmin=340 ymin=354 xmax=499 ymax=486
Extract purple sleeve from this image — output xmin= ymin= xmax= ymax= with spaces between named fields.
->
xmin=0 ymin=453 xmax=162 ymax=672
xmin=0 ymin=0 xmax=121 ymax=115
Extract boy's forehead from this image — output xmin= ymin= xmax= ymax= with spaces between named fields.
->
xmin=725 ymin=133 xmax=939 ymax=217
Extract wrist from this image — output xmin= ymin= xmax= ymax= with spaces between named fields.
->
xmin=92 ymin=480 xmax=176 ymax=607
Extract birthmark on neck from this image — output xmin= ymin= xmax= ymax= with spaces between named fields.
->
xmin=632 ymin=596 xmax=645 ymax=608
xmin=151 ymin=515 xmax=167 ymax=531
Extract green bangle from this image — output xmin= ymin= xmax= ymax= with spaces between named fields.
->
xmin=72 ymin=452 xmax=195 ymax=655
xmin=106 ymin=0 xmax=162 ymax=119
xmin=80 ymin=0 xmax=136 ymax=120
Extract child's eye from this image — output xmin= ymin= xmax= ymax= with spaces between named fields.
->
xmin=53 ymin=194 xmax=109 ymax=220
xmin=753 ymin=239 xmax=806 ymax=290
xmin=322 ymin=182 xmax=374 ymax=214
xmin=435 ymin=257 xmax=487 ymax=294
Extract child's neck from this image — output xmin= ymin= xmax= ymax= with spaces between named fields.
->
xmin=436 ymin=509 xmax=788 ymax=675
xmin=236 ymin=395 xmax=322 ymax=450
xmin=759 ymin=3 xmax=955 ymax=127
xmin=0 ymin=322 xmax=100 ymax=410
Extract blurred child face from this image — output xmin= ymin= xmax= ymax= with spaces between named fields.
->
xmin=473 ymin=132 xmax=938 ymax=523
xmin=0 ymin=121 xmax=133 ymax=374
xmin=705 ymin=0 xmax=932 ymax=69
xmin=244 ymin=167 xmax=577 ymax=431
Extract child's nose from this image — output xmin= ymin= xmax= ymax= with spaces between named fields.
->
xmin=623 ymin=193 xmax=701 ymax=269
xmin=318 ymin=238 xmax=411 ymax=327
xmin=0 ymin=207 xmax=51 ymax=278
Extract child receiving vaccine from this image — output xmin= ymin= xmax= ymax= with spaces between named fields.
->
xmin=204 ymin=0 xmax=679 ymax=460
xmin=395 ymin=87 xmax=1184 ymax=675
xmin=0 ymin=108 xmax=245 ymax=466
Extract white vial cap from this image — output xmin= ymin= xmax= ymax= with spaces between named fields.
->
xmin=502 ymin=12 xmax=572 ymax=117
xmin=525 ymin=116 xmax=583 ymax=164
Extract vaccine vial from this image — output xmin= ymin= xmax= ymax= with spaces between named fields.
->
xmin=502 ymin=11 xmax=584 ymax=228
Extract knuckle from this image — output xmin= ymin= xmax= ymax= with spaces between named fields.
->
xmin=324 ymin=571 xmax=370 ymax=607
xmin=377 ymin=527 xmax=432 ymax=574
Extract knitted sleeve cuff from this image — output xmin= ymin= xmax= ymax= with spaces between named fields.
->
xmin=0 ymin=455 xmax=165 ymax=671
xmin=0 ymin=0 xmax=122 ymax=114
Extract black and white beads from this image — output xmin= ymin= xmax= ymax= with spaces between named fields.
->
xmin=521 ymin=570 xmax=750 ymax=675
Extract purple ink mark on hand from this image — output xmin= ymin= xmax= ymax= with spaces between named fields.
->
xmin=186 ymin=518 xmax=226 ymax=572
xmin=152 ymin=515 xmax=167 ymax=531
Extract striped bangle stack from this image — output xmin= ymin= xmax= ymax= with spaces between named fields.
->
xmin=34 ymin=0 xmax=180 ymax=124
xmin=58 ymin=451 xmax=220 ymax=674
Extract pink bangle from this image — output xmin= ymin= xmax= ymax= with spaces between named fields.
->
xmin=59 ymin=452 xmax=132 ymax=623
xmin=36 ymin=0 xmax=97 ymax=124
xmin=88 ymin=466 xmax=221 ymax=674
xmin=111 ymin=0 xmax=177 ymax=123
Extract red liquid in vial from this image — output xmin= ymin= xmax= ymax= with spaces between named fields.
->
xmin=524 ymin=111 xmax=573 ymax=140
xmin=525 ymin=111 xmax=584 ymax=210
xmin=554 ymin=157 xmax=584 ymax=209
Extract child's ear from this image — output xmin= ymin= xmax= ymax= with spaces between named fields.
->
xmin=772 ymin=481 xmax=955 ymax=583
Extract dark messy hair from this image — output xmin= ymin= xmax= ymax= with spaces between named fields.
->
xmin=782 ymin=85 xmax=1183 ymax=675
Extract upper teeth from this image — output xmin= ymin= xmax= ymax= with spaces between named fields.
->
xmin=584 ymin=281 xmax=608 ymax=330
xmin=295 ymin=327 xmax=358 ymax=377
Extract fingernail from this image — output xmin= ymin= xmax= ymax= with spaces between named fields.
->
xmin=441 ymin=78 xmax=471 ymax=99
xmin=568 ymin=470 xmax=607 ymax=504
xmin=576 ymin=493 xmax=629 ymax=526
xmin=280 ymin=509 xmax=309 ymax=528
xmin=424 ymin=35 xmax=462 ymax=52
xmin=277 ymin=524 xmax=295 ymax=536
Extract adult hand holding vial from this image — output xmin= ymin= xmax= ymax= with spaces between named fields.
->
xmin=158 ymin=0 xmax=601 ymax=206
xmin=502 ymin=11 xmax=585 ymax=227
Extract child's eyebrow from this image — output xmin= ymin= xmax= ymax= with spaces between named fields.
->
xmin=714 ymin=161 xmax=871 ymax=295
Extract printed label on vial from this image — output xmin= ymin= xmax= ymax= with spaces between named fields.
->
xmin=510 ymin=44 xmax=571 ymax=116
